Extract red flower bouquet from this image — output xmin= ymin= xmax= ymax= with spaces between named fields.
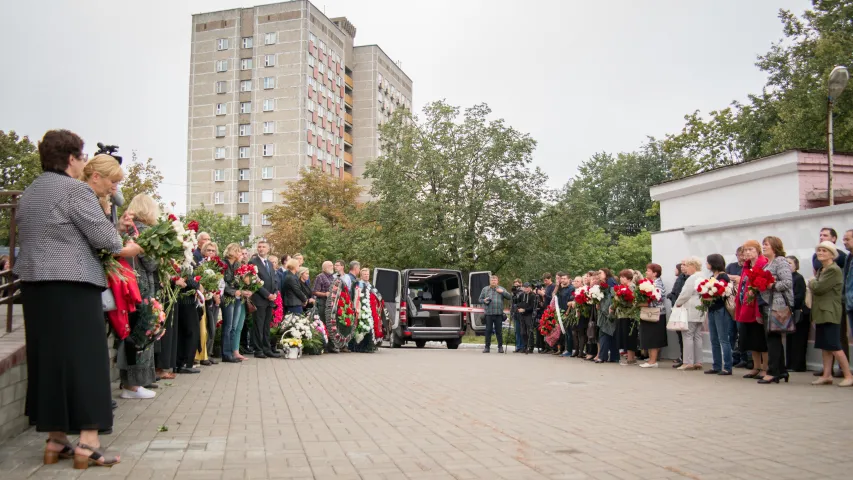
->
xmin=539 ymin=305 xmax=561 ymax=346
xmin=745 ymin=268 xmax=775 ymax=304
xmin=336 ymin=288 xmax=357 ymax=333
xmin=573 ymin=287 xmax=591 ymax=317
xmin=235 ymin=263 xmax=263 ymax=293
xmin=187 ymin=220 xmax=200 ymax=232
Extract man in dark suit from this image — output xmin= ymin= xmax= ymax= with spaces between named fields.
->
xmin=249 ymin=240 xmax=280 ymax=358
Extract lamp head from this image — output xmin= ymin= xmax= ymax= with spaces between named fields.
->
xmin=829 ymin=66 xmax=849 ymax=100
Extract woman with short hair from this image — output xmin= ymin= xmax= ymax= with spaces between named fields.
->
xmin=17 ymin=130 xmax=142 ymax=468
xmin=674 ymin=256 xmax=705 ymax=371
xmin=639 ymin=263 xmax=667 ymax=368
xmin=810 ymin=241 xmax=853 ymax=387
xmin=298 ymin=267 xmax=315 ymax=310
xmin=735 ymin=240 xmax=769 ymax=379
xmin=704 ymin=254 xmax=733 ymax=375
xmin=756 ymin=236 xmax=793 ymax=384
xmin=283 ymin=258 xmax=308 ymax=313
xmin=221 ymin=243 xmax=249 ymax=362
xmin=199 ymin=241 xmax=221 ymax=365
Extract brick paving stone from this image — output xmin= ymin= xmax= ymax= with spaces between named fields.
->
xmin=2 ymin=349 xmax=853 ymax=478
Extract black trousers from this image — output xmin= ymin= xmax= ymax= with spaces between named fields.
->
xmin=676 ymin=331 xmax=684 ymax=360
xmin=252 ymin=300 xmax=273 ymax=353
xmin=520 ymin=314 xmax=534 ymax=352
xmin=767 ymin=331 xmax=787 ymax=376
xmin=484 ymin=314 xmax=503 ymax=349
xmin=155 ymin=308 xmax=179 ymax=370
xmin=786 ymin=310 xmax=810 ymax=371
xmin=176 ymin=301 xmax=200 ymax=369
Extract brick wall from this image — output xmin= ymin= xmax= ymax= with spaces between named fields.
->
xmin=798 ymin=151 xmax=853 ymax=209
xmin=0 ymin=363 xmax=27 ymax=441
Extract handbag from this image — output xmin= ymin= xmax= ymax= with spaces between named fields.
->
xmin=102 ymin=289 xmax=117 ymax=312
xmin=666 ymin=306 xmax=688 ymax=331
xmin=765 ymin=291 xmax=796 ymax=333
xmin=639 ymin=306 xmax=661 ymax=322
xmin=245 ymin=299 xmax=258 ymax=314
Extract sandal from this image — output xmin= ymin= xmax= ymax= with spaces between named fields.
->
xmin=73 ymin=443 xmax=121 ymax=469
xmin=44 ymin=438 xmax=75 ymax=464
xmin=159 ymin=372 xmax=176 ymax=380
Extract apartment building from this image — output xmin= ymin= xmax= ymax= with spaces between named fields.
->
xmin=186 ymin=0 xmax=413 ymax=238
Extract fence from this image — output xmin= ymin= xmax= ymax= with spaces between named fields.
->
xmin=0 ymin=192 xmax=21 ymax=333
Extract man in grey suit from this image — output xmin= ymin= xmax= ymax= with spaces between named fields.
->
xmin=249 ymin=240 xmax=280 ymax=358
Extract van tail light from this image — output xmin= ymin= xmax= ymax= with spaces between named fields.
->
xmin=399 ymin=301 xmax=407 ymax=325
xmin=461 ymin=302 xmax=468 ymax=321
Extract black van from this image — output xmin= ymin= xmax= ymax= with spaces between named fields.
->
xmin=373 ymin=268 xmax=492 ymax=349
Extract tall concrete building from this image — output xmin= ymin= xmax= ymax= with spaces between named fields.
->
xmin=186 ymin=1 xmax=412 ymax=238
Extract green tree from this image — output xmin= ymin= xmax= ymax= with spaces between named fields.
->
xmin=365 ymin=101 xmax=546 ymax=274
xmin=120 ymin=152 xmax=164 ymax=215
xmin=0 ymin=131 xmax=42 ymax=245
xmin=183 ymin=205 xmax=251 ymax=248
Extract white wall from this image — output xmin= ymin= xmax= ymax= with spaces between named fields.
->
xmin=652 ymin=203 xmax=853 ymax=366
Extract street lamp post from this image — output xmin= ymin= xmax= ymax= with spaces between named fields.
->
xmin=827 ymin=66 xmax=849 ymax=206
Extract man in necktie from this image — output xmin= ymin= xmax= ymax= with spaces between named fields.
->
xmin=249 ymin=240 xmax=280 ymax=358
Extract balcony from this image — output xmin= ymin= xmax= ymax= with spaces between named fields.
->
xmin=343 ymin=171 xmax=353 ymax=181
xmin=345 ymin=112 xmax=353 ymax=125
xmin=344 ymin=132 xmax=353 ymax=145
xmin=345 ymin=74 xmax=353 ymax=89
xmin=344 ymin=93 xmax=353 ymax=107
xmin=344 ymin=151 xmax=353 ymax=165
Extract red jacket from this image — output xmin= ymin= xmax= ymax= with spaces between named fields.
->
xmin=106 ymin=258 xmax=142 ymax=340
xmin=735 ymin=255 xmax=768 ymax=323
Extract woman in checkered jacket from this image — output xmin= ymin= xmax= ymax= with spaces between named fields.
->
xmin=15 ymin=130 xmax=142 ymax=469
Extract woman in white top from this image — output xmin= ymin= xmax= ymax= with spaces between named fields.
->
xmin=674 ymin=256 xmax=705 ymax=370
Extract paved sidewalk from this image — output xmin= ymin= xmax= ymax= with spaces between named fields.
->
xmin=1 ymin=347 xmax=852 ymax=479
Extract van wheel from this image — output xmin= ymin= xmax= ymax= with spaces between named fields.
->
xmin=446 ymin=339 xmax=460 ymax=350
xmin=415 ymin=340 xmax=427 ymax=348
xmin=391 ymin=332 xmax=403 ymax=348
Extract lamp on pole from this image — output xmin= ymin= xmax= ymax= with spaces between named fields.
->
xmin=827 ymin=66 xmax=849 ymax=206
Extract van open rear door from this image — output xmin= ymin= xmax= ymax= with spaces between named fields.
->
xmin=468 ymin=271 xmax=491 ymax=335
xmin=374 ymin=268 xmax=402 ymax=346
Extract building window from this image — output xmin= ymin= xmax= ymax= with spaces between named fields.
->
xmin=261 ymin=189 xmax=274 ymax=203
xmin=215 ymin=125 xmax=226 ymax=138
xmin=238 ymin=192 xmax=249 ymax=204
xmin=214 ymin=146 xmax=226 ymax=159
xmin=217 ymin=38 xmax=229 ymax=50
xmin=215 ymin=103 xmax=227 ymax=116
xmin=264 ymin=54 xmax=276 ymax=67
xmin=264 ymin=32 xmax=276 ymax=45
xmin=239 ymin=168 xmax=250 ymax=181
xmin=242 ymin=37 xmax=253 ymax=49
xmin=240 ymin=58 xmax=253 ymax=70
xmin=215 ymin=60 xmax=228 ymax=72
xmin=239 ymin=146 xmax=250 ymax=159
xmin=214 ymin=169 xmax=224 ymax=182
xmin=262 ymin=144 xmax=274 ymax=157
xmin=307 ymin=100 xmax=315 ymax=112
xmin=240 ymin=214 xmax=250 ymax=226
xmin=307 ymin=144 xmax=315 ymax=156
xmin=263 ymin=121 xmax=275 ymax=134
xmin=239 ymin=124 xmax=252 ymax=136
xmin=307 ymin=54 xmax=315 ymax=67
xmin=309 ymin=32 xmax=317 ymax=44
xmin=261 ymin=214 xmax=271 ymax=226
xmin=263 ymin=99 xmax=274 ymax=112
xmin=318 ymin=62 xmax=325 ymax=75
xmin=319 ymin=40 xmax=326 ymax=53
xmin=240 ymin=102 xmax=251 ymax=114
xmin=240 ymin=80 xmax=252 ymax=92
xmin=318 ymin=106 xmax=325 ymax=117
xmin=215 ymin=81 xmax=227 ymax=94
xmin=215 ymin=192 xmax=225 ymax=204
xmin=263 ymin=77 xmax=275 ymax=89
xmin=262 ymin=166 xmax=273 ymax=179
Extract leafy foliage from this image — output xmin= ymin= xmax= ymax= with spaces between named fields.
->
xmin=0 ymin=131 xmax=41 ymax=246
xmin=183 ymin=205 xmax=252 ymax=248
xmin=120 ymin=152 xmax=164 ymax=215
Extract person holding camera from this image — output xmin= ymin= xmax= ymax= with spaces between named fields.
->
xmin=479 ymin=275 xmax=511 ymax=353
xmin=516 ymin=283 xmax=536 ymax=354
xmin=511 ymin=279 xmax=525 ymax=353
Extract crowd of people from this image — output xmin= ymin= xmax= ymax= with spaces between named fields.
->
xmin=501 ymin=229 xmax=853 ymax=388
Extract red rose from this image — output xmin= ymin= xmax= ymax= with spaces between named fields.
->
xmin=338 ymin=300 xmax=344 ymax=308
xmin=346 ymin=308 xmax=353 ymax=314
xmin=168 ymin=214 xmax=178 ymax=222
xmin=187 ymin=220 xmax=199 ymax=232
xmin=337 ymin=308 xmax=343 ymax=316
xmin=194 ymin=276 xmax=201 ymax=282
xmin=345 ymin=319 xmax=351 ymax=327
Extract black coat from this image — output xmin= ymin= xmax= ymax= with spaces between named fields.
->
xmin=283 ymin=271 xmax=308 ymax=307
xmin=249 ymin=257 xmax=278 ymax=306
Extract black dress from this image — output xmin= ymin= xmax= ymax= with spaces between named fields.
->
xmin=22 ymin=282 xmax=112 ymax=433
xmin=639 ymin=313 xmax=668 ymax=349
xmin=785 ymin=272 xmax=809 ymax=371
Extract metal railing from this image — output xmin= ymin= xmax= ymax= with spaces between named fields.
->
xmin=0 ymin=191 xmax=21 ymax=333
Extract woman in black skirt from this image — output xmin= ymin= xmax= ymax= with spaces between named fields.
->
xmin=15 ymin=130 xmax=142 ymax=468
xmin=810 ymin=241 xmax=853 ymax=387
xmin=614 ymin=269 xmax=639 ymax=365
xmin=639 ymin=263 xmax=668 ymax=368
xmin=785 ymin=256 xmax=810 ymax=372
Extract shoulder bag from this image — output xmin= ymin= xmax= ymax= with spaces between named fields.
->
xmin=102 ymin=289 xmax=117 ymax=312
xmin=765 ymin=290 xmax=796 ymax=333
xmin=666 ymin=306 xmax=689 ymax=331
xmin=639 ymin=306 xmax=661 ymax=322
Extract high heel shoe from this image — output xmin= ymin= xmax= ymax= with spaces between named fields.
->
xmin=44 ymin=438 xmax=75 ymax=464
xmin=73 ymin=443 xmax=120 ymax=469
xmin=757 ymin=373 xmax=789 ymax=384
xmin=743 ymin=371 xmax=760 ymax=379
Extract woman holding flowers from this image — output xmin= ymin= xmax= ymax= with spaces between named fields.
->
xmin=117 ymin=194 xmax=162 ymax=399
xmin=199 ymin=242 xmax=221 ymax=364
xmin=614 ymin=269 xmax=639 ymax=366
xmin=594 ymin=270 xmax=619 ymax=363
xmin=221 ymin=243 xmax=249 ymax=362
xmin=704 ymin=254 xmax=733 ymax=375
xmin=810 ymin=241 xmax=853 ymax=387
xmin=735 ymin=240 xmax=769 ymax=379
xmin=638 ymin=263 xmax=667 ymax=368
xmin=16 ymin=131 xmax=142 ymax=468
xmin=754 ymin=236 xmax=793 ymax=384
xmin=674 ymin=257 xmax=705 ymax=371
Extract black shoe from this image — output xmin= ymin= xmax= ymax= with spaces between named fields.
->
xmin=239 ymin=346 xmax=253 ymax=355
xmin=208 ymin=358 xmax=218 ymax=365
xmin=718 ymin=370 xmax=732 ymax=376
xmin=264 ymin=350 xmax=281 ymax=358
xmin=111 ymin=400 xmax=118 ymax=410
xmin=514 ymin=349 xmax=525 ymax=354
xmin=757 ymin=373 xmax=789 ymax=384
xmin=498 ymin=347 xmax=504 ymax=353
xmin=177 ymin=367 xmax=200 ymax=374
xmin=672 ymin=361 xmax=683 ymax=369
xmin=222 ymin=357 xmax=241 ymax=363
xmin=743 ymin=371 xmax=761 ymax=378
xmin=704 ymin=369 xmax=720 ymax=375
xmin=733 ymin=361 xmax=747 ymax=369
xmin=254 ymin=352 xmax=267 ymax=359
xmin=482 ymin=348 xmax=490 ymax=353
xmin=200 ymin=360 xmax=212 ymax=366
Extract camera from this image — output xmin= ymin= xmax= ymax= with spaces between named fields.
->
xmin=95 ymin=142 xmax=123 ymax=164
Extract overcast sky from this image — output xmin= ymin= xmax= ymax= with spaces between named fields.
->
xmin=0 ymin=0 xmax=810 ymax=213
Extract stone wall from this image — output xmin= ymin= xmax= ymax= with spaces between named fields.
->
xmin=0 ymin=362 xmax=27 ymax=441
